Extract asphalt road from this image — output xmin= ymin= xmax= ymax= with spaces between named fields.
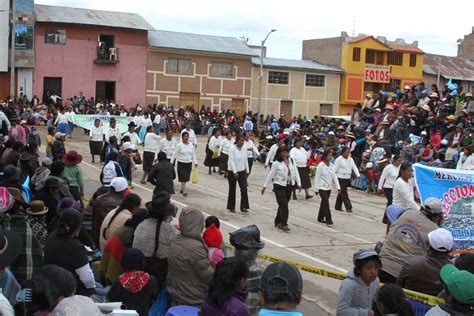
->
xmin=39 ymin=127 xmax=388 ymax=315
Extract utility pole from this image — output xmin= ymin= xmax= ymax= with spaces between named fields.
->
xmin=257 ymin=29 xmax=276 ymax=118
xmin=9 ymin=0 xmax=16 ymax=99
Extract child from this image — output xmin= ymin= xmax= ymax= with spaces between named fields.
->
xmin=46 ymin=126 xmax=55 ymax=159
xmin=365 ymin=162 xmax=375 ymax=193
xmin=336 ymin=248 xmax=381 ymax=316
xmin=203 ymin=216 xmax=225 ymax=267
xmin=107 ymin=248 xmax=158 ymax=316
xmin=52 ymin=132 xmax=66 ymax=162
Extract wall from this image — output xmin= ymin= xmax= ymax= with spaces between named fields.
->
xmin=33 ymin=22 xmax=147 ymax=107
xmin=457 ymin=29 xmax=474 ymax=60
xmin=0 ymin=0 xmax=9 ymax=72
xmin=302 ymin=36 xmax=344 ymax=67
xmin=17 ymin=68 xmax=32 ymax=97
xmin=423 ymin=73 xmax=473 ymax=94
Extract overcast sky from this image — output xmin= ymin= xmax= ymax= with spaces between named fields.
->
xmin=36 ymin=0 xmax=473 ymax=59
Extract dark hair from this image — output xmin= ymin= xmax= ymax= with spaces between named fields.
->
xmin=47 ymin=126 xmax=55 ymax=135
xmin=57 ymin=208 xmax=83 ymax=236
xmin=182 ymin=131 xmax=189 ymax=139
xmin=108 ymin=150 xmax=119 ymax=161
xmin=11 ymin=141 xmax=23 ymax=151
xmin=122 ymin=135 xmax=131 ymax=143
xmin=353 ymin=256 xmax=382 ymax=277
xmin=205 ymin=216 xmax=220 ymax=229
xmin=124 ymin=208 xmax=148 ymax=228
xmin=322 ymin=149 xmax=332 ymax=161
xmin=94 ymin=119 xmax=100 ymax=124
xmin=157 ymin=152 xmax=167 ymax=161
xmin=455 ymin=253 xmax=474 ymax=273
xmin=340 ymin=146 xmax=350 ymax=155
xmin=147 ymin=125 xmax=153 ymax=132
xmin=103 ymin=193 xmax=141 ymax=240
xmin=50 ymin=161 xmax=65 ymax=177
xmin=294 ymin=137 xmax=303 ymax=144
xmin=398 ymin=162 xmax=412 ymax=178
xmin=31 ymin=265 xmax=76 ymax=312
xmin=212 ymin=129 xmax=220 ymax=136
xmin=392 ymin=154 xmax=401 ymax=162
xmin=207 ymin=257 xmax=249 ymax=309
xmin=276 ymin=146 xmax=289 ymax=162
xmin=225 ymin=131 xmax=232 ymax=137
xmin=377 ymin=284 xmax=414 ymax=316
xmin=109 ymin=135 xmax=118 ymax=144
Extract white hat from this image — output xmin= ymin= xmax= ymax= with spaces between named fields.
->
xmin=55 ymin=132 xmax=65 ymax=139
xmin=465 ymin=92 xmax=472 ymax=97
xmin=110 ymin=177 xmax=128 ymax=192
xmin=441 ymin=139 xmax=448 ymax=145
xmin=428 ymin=228 xmax=453 ymax=252
xmin=328 ymin=131 xmax=335 ymax=135
xmin=366 ymin=162 xmax=374 ymax=168
xmin=421 ymin=131 xmax=427 ymax=135
xmin=421 ymin=104 xmax=431 ymax=112
xmin=404 ymin=85 xmax=411 ymax=90
xmin=122 ymin=142 xmax=136 ymax=151
xmin=429 ymin=92 xmax=439 ymax=98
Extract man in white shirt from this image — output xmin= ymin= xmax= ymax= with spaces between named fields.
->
xmin=140 ymin=130 xmax=161 ymax=184
xmin=181 ymin=122 xmax=197 ymax=147
xmin=122 ymin=122 xmax=141 ymax=146
xmin=158 ymin=129 xmax=177 ymax=161
xmin=227 ymin=136 xmax=249 ymax=213
xmin=243 ymin=132 xmax=259 ymax=174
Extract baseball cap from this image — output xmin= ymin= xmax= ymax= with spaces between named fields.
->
xmin=110 ymin=177 xmax=128 ymax=192
xmin=428 ymin=228 xmax=453 ymax=252
xmin=440 ymin=264 xmax=474 ymax=304
xmin=386 ymin=204 xmax=405 ymax=224
xmin=260 ymin=262 xmax=303 ymax=296
xmin=55 ymin=132 xmax=65 ymax=139
xmin=42 ymin=157 xmax=53 ymax=167
xmin=122 ymin=142 xmax=136 ymax=151
xmin=422 ymin=197 xmax=444 ymax=214
xmin=353 ymin=248 xmax=379 ymax=264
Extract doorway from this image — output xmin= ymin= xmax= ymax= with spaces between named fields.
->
xmin=179 ymin=92 xmax=200 ymax=109
xmin=231 ymin=98 xmax=245 ymax=116
xmin=43 ymin=77 xmax=62 ymax=97
xmin=280 ymin=100 xmax=293 ymax=118
xmin=96 ymin=81 xmax=116 ymax=102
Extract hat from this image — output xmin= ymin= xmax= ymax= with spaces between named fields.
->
xmin=422 ymin=197 xmax=444 ymax=214
xmin=62 ymin=150 xmax=83 ymax=166
xmin=465 ymin=92 xmax=472 ymax=97
xmin=122 ymin=142 xmax=136 ymax=151
xmin=391 ymin=93 xmax=398 ymax=98
xmin=110 ymin=177 xmax=128 ymax=192
xmin=386 ymin=204 xmax=405 ymax=224
xmin=261 ymin=262 xmax=303 ymax=296
xmin=42 ymin=157 xmax=53 ymax=167
xmin=375 ymin=108 xmax=382 ymax=112
xmin=145 ymin=191 xmax=176 ymax=216
xmin=128 ymin=122 xmax=136 ymax=128
xmin=57 ymin=197 xmax=81 ymax=214
xmin=328 ymin=131 xmax=335 ymax=135
xmin=428 ymin=228 xmax=453 ymax=252
xmin=421 ymin=131 xmax=427 ymax=135
xmin=421 ymin=104 xmax=431 ymax=112
xmin=54 ymin=132 xmax=65 ymax=139
xmin=0 ymin=187 xmax=14 ymax=213
xmin=122 ymin=248 xmax=146 ymax=271
xmin=366 ymin=94 xmax=373 ymax=98
xmin=440 ymin=264 xmax=474 ymax=304
xmin=353 ymin=248 xmax=379 ymax=264
xmin=366 ymin=162 xmax=373 ymax=168
xmin=203 ymin=223 xmax=223 ymax=248
xmin=346 ymin=132 xmax=356 ymax=139
xmin=3 ymin=165 xmax=21 ymax=183
xmin=447 ymin=115 xmax=456 ymax=121
xmin=26 ymin=200 xmax=49 ymax=216
xmin=456 ymin=123 xmax=464 ymax=129
xmin=20 ymin=120 xmax=27 ymax=125
xmin=381 ymin=120 xmax=390 ymax=125
xmin=429 ymin=92 xmax=439 ymax=98
xmin=44 ymin=177 xmax=60 ymax=188
xmin=404 ymin=85 xmax=411 ymax=90
xmin=386 ymin=105 xmax=394 ymax=111
xmin=229 ymin=225 xmax=265 ymax=250
xmin=0 ymin=230 xmax=22 ymax=268
xmin=265 ymin=135 xmax=273 ymax=140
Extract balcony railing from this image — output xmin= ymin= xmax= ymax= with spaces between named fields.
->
xmin=94 ymin=47 xmax=119 ymax=64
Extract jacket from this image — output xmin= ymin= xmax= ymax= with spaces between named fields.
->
xmin=263 ymin=159 xmax=301 ymax=188
xmin=397 ymin=250 xmax=452 ymax=296
xmin=18 ymin=151 xmax=39 ymax=180
xmin=336 ymin=271 xmax=379 ymax=316
xmin=167 ymin=208 xmax=214 ymax=305
xmin=201 ymin=291 xmax=251 ymax=316
xmin=425 ymin=304 xmax=474 ymax=316
xmin=92 ymin=190 xmax=124 ymax=247
xmin=148 ymin=160 xmax=176 ymax=194
xmin=99 ymin=208 xmax=132 ymax=251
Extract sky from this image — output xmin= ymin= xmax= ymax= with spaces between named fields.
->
xmin=35 ymin=0 xmax=473 ymax=59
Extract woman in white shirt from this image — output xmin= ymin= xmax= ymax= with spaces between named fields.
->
xmin=334 ymin=147 xmax=360 ymax=213
xmin=456 ymin=146 xmax=474 ymax=170
xmin=54 ymin=108 xmax=71 ymax=136
xmin=392 ymin=162 xmax=419 ymax=211
xmin=158 ymin=129 xmax=177 ymax=161
xmin=139 ymin=113 xmax=153 ymax=144
xmin=218 ymin=131 xmax=234 ymax=176
xmin=171 ymin=131 xmax=198 ymax=196
xmin=289 ymin=137 xmax=312 ymax=200
xmin=140 ymin=126 xmax=161 ymax=184
xmin=89 ymin=119 xmax=104 ymax=163
xmin=205 ymin=129 xmax=221 ymax=175
xmin=314 ymin=149 xmax=340 ymax=226
xmin=122 ymin=123 xmax=141 ymax=147
xmin=378 ymin=155 xmax=401 ymax=230
xmin=262 ymin=146 xmax=301 ymax=232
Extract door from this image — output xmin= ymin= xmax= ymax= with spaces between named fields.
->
xmin=43 ymin=77 xmax=62 ymax=97
xmin=280 ymin=100 xmax=293 ymax=119
xmin=231 ymin=98 xmax=245 ymax=116
xmin=179 ymin=92 xmax=200 ymax=109
xmin=96 ymin=81 xmax=116 ymax=102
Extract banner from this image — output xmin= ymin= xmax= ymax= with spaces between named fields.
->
xmin=413 ymin=163 xmax=474 ymax=251
xmin=364 ymin=65 xmax=390 ymax=83
xmin=73 ymin=115 xmax=130 ymax=134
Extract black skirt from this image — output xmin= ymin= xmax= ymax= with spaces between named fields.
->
xmin=297 ymin=167 xmax=311 ymax=189
xmin=143 ymin=151 xmax=155 ymax=173
xmin=89 ymin=140 xmax=103 ymax=155
xmin=177 ymin=161 xmax=192 ymax=182
xmin=219 ymin=153 xmax=229 ymax=172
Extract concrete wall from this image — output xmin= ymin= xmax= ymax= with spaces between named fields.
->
xmin=33 ymin=22 xmax=148 ymax=107
xmin=302 ymin=36 xmax=344 ymax=67
xmin=17 ymin=68 xmax=32 ymax=97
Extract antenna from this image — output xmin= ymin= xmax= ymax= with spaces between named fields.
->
xmin=352 ymin=18 xmax=356 ymax=37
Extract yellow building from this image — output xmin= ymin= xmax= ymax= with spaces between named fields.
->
xmin=303 ymin=32 xmax=424 ymax=115
xmin=249 ymin=57 xmax=343 ymax=118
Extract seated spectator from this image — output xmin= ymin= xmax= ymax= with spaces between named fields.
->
xmin=0 ymin=165 xmax=22 ymax=190
xmin=167 ymin=208 xmax=214 ymax=306
xmin=258 ymin=262 xmax=303 ymax=316
xmin=202 ymin=257 xmax=251 ymax=315
xmin=38 ymin=161 xmax=72 ymax=199
xmin=398 ymin=228 xmax=453 ymax=296
xmin=30 ymin=157 xmax=52 ymax=192
xmin=203 ymin=216 xmax=225 ymax=267
xmin=417 ymin=143 xmax=435 ymax=164
xmin=100 ymin=150 xmax=123 ymax=186
xmin=376 ymin=283 xmax=414 ymax=316
xmin=336 ymin=249 xmax=381 ymax=316
xmin=25 ymin=200 xmax=49 ymax=249
xmin=0 ymin=230 xmax=22 ymax=308
xmin=107 ymin=248 xmax=158 ymax=316
xmin=36 ymin=176 xmax=66 ymax=227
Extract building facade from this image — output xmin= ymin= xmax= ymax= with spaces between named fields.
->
xmin=457 ymin=27 xmax=474 ymax=60
xmin=249 ymin=57 xmax=342 ymax=118
xmin=303 ymin=32 xmax=424 ymax=115
xmin=33 ymin=5 xmax=152 ymax=107
xmin=146 ymin=30 xmax=256 ymax=115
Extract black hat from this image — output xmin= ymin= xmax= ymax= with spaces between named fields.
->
xmin=229 ymin=225 xmax=265 ymax=250
xmin=128 ymin=122 xmax=136 ymax=128
xmin=122 ymin=248 xmax=145 ymax=271
xmin=3 ymin=165 xmax=21 ymax=182
xmin=44 ymin=177 xmax=60 ymax=187
xmin=0 ymin=230 xmax=22 ymax=268
xmin=145 ymin=191 xmax=176 ymax=216
xmin=260 ymin=262 xmax=303 ymax=296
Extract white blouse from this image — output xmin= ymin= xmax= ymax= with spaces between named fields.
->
xmin=334 ymin=156 xmax=360 ymax=179
xmin=89 ymin=126 xmax=104 ymax=142
xmin=378 ymin=164 xmax=400 ymax=189
xmin=244 ymin=139 xmax=259 ymax=159
xmin=54 ymin=113 xmax=69 ymax=124
xmin=140 ymin=118 xmax=153 ymax=128
xmin=208 ymin=136 xmax=222 ymax=151
xmin=122 ymin=131 xmax=141 ymax=146
xmin=171 ymin=142 xmax=197 ymax=165
xmin=159 ymin=138 xmax=177 ymax=159
xmin=107 ymin=127 xmax=122 ymax=142
xmin=314 ymin=162 xmax=340 ymax=191
xmin=290 ymin=147 xmax=310 ymax=168
xmin=219 ymin=138 xmax=234 ymax=155
xmin=144 ymin=133 xmax=161 ymax=154
xmin=392 ymin=177 xmax=419 ymax=211
xmin=264 ymin=159 xmax=301 ymax=188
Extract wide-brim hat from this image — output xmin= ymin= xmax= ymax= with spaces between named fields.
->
xmin=3 ymin=165 xmax=21 ymax=182
xmin=0 ymin=230 xmax=22 ymax=268
xmin=44 ymin=176 xmax=61 ymax=188
xmin=62 ymin=150 xmax=83 ymax=166
xmin=26 ymin=200 xmax=49 ymax=216
xmin=128 ymin=122 xmax=136 ymax=128
xmin=346 ymin=132 xmax=356 ymax=139
xmin=145 ymin=191 xmax=176 ymax=216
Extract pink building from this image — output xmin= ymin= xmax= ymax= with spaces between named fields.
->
xmin=33 ymin=4 xmax=153 ymax=107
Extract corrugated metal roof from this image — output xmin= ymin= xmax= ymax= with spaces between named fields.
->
xmin=148 ymin=30 xmax=257 ymax=57
xmin=423 ymin=53 xmax=474 ymax=82
xmin=35 ymin=4 xmax=154 ymax=31
xmin=252 ymin=57 xmax=344 ymax=73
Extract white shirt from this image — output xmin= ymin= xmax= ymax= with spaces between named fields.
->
xmin=208 ymin=136 xmax=222 ymax=151
xmin=263 ymin=159 xmax=301 ymax=188
xmin=181 ymin=128 xmax=197 ymax=146
xmin=107 ymin=126 xmax=122 ymax=142
xmin=457 ymin=153 xmax=474 ymax=170
xmin=171 ymin=142 xmax=197 ymax=164
xmin=133 ymin=115 xmax=143 ymax=127
xmin=228 ymin=145 xmax=249 ymax=173
xmin=153 ymin=114 xmax=161 ymax=125
xmin=265 ymin=144 xmax=280 ymax=166
xmin=244 ymin=139 xmax=259 ymax=159
xmin=334 ymin=156 xmax=360 ymax=179
xmin=65 ymin=111 xmax=74 ymax=123
xmin=393 ymin=177 xmax=419 ymax=211
xmin=378 ymin=164 xmax=400 ymax=189
xmin=144 ymin=133 xmax=161 ymax=154
xmin=140 ymin=117 xmax=152 ymax=128
xmin=159 ymin=137 xmax=177 ymax=159
xmin=219 ymin=138 xmax=234 ymax=155
xmin=122 ymin=131 xmax=141 ymax=146
xmin=89 ymin=126 xmax=104 ymax=142
xmin=314 ymin=162 xmax=340 ymax=191
xmin=0 ymin=111 xmax=11 ymax=129
xmin=290 ymin=147 xmax=309 ymax=168
xmin=54 ymin=113 xmax=69 ymax=124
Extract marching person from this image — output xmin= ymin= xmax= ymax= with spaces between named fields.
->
xmin=205 ymin=129 xmax=221 ymax=175
xmin=158 ymin=128 xmax=177 ymax=161
xmin=122 ymin=122 xmax=141 ymax=147
xmin=314 ymin=149 xmax=340 ymax=226
xmin=262 ymin=146 xmax=301 ymax=232
xmin=334 ymin=146 xmax=360 ymax=213
xmin=89 ymin=119 xmax=104 ymax=164
xmin=171 ymin=131 xmax=198 ymax=197
xmin=227 ymin=136 xmax=250 ymax=214
xmin=265 ymin=136 xmax=285 ymax=168
xmin=290 ymin=137 xmax=312 ymax=200
xmin=101 ymin=117 xmax=121 ymax=163
xmin=378 ymin=155 xmax=402 ymax=232
xmin=218 ymin=131 xmax=234 ymax=176
xmin=181 ymin=122 xmax=197 ymax=147
xmin=392 ymin=162 xmax=419 ymax=211
xmin=243 ymin=131 xmax=259 ymax=175
xmin=140 ymin=126 xmax=161 ymax=184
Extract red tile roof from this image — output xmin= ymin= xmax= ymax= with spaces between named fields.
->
xmin=389 ymin=44 xmax=424 ymax=54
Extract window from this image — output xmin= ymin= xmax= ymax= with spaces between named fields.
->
xmin=384 ymin=79 xmax=401 ymax=92
xmin=305 ymin=74 xmax=325 ymax=87
xmin=210 ymin=62 xmax=234 ymax=77
xmin=353 ymin=47 xmax=361 ymax=62
xmin=166 ymin=58 xmax=192 ymax=75
xmin=409 ymin=53 xmax=417 ymax=67
xmin=388 ymin=51 xmax=403 ymax=66
xmin=268 ymin=71 xmax=289 ymax=84
xmin=44 ymin=29 xmax=66 ymax=45
xmin=15 ymin=24 xmax=34 ymax=50
xmin=365 ymin=49 xmax=376 ymax=64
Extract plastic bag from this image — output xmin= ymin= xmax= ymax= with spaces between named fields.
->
xmin=191 ymin=168 xmax=199 ymax=184
xmin=148 ymin=286 xmax=170 ymax=316
xmin=212 ymin=146 xmax=219 ymax=159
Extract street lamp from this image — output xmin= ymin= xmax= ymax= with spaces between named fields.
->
xmin=257 ymin=29 xmax=276 ymax=119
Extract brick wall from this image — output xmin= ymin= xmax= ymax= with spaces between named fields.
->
xmin=302 ymin=36 xmax=344 ymax=67
xmin=457 ymin=29 xmax=474 ymax=60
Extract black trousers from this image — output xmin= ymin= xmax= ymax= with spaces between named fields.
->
xmin=227 ymin=171 xmax=249 ymax=211
xmin=248 ymin=158 xmax=254 ymax=174
xmin=335 ymin=178 xmax=352 ymax=211
xmin=383 ymin=188 xmax=393 ymax=224
xmin=318 ymin=189 xmax=332 ymax=223
xmin=274 ymin=184 xmax=292 ymax=226
xmin=100 ymin=141 xmax=109 ymax=162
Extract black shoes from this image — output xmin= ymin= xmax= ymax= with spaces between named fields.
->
xmin=241 ymin=209 xmax=249 ymax=213
xmin=346 ymin=209 xmax=353 ymax=213
xmin=305 ymin=195 xmax=313 ymax=200
xmin=229 ymin=209 xmax=236 ymax=213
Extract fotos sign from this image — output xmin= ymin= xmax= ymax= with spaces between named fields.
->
xmin=364 ymin=65 xmax=390 ymax=83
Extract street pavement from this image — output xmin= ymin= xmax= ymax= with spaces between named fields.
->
xmin=40 ymin=127 xmax=388 ymax=315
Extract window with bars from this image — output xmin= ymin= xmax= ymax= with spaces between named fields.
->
xmin=210 ymin=62 xmax=234 ymax=77
xmin=305 ymin=74 xmax=325 ymax=87
xmin=166 ymin=58 xmax=192 ymax=75
xmin=384 ymin=79 xmax=401 ymax=92
xmin=268 ymin=71 xmax=289 ymax=84
xmin=388 ymin=51 xmax=403 ymax=66
xmin=44 ymin=29 xmax=66 ymax=45
xmin=365 ymin=49 xmax=376 ymax=64
xmin=409 ymin=54 xmax=417 ymax=67
xmin=353 ymin=47 xmax=361 ymax=62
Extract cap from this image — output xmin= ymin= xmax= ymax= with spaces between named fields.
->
xmin=366 ymin=162 xmax=374 ymax=168
xmin=260 ymin=262 xmax=303 ymax=296
xmin=404 ymin=85 xmax=411 ymax=90
xmin=465 ymin=92 xmax=472 ymax=97
xmin=110 ymin=177 xmax=128 ymax=192
xmin=422 ymin=197 xmax=444 ymax=214
xmin=421 ymin=104 xmax=431 ymax=112
xmin=42 ymin=157 xmax=53 ymax=166
xmin=352 ymin=248 xmax=379 ymax=264
xmin=122 ymin=142 xmax=136 ymax=151
xmin=366 ymin=94 xmax=373 ymax=98
xmin=55 ymin=132 xmax=65 ymax=139
xmin=386 ymin=204 xmax=405 ymax=224
xmin=428 ymin=228 xmax=453 ymax=252
xmin=265 ymin=135 xmax=273 ymax=140
xmin=328 ymin=131 xmax=335 ymax=135
xmin=440 ymin=264 xmax=474 ymax=304
xmin=421 ymin=131 xmax=427 ymax=135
